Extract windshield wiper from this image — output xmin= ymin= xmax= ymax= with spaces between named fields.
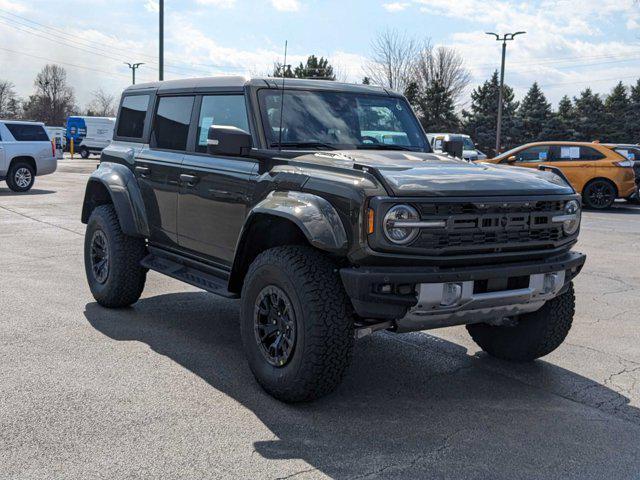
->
xmin=270 ymin=141 xmax=337 ymax=150
xmin=356 ymin=144 xmax=418 ymax=151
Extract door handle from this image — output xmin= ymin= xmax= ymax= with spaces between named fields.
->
xmin=180 ymin=174 xmax=199 ymax=186
xmin=135 ymin=166 xmax=150 ymax=176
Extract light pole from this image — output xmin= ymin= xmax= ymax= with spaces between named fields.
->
xmin=486 ymin=31 xmax=526 ymax=154
xmin=159 ymin=0 xmax=164 ymax=81
xmin=125 ymin=62 xmax=144 ymax=85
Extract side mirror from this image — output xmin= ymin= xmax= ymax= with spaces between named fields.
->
xmin=443 ymin=140 xmax=463 ymax=159
xmin=506 ymin=155 xmax=517 ymax=164
xmin=207 ymin=125 xmax=252 ymax=157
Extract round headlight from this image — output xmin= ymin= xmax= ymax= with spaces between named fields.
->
xmin=563 ymin=200 xmax=581 ymax=235
xmin=383 ymin=204 xmax=420 ymax=245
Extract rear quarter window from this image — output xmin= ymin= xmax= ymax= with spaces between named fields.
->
xmin=5 ymin=123 xmax=49 ymax=141
xmin=116 ymin=94 xmax=151 ymax=139
xmin=580 ymin=147 xmax=605 ymax=161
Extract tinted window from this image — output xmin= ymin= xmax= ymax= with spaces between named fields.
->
xmin=153 ymin=96 xmax=194 ymax=151
xmin=196 ymin=95 xmax=249 ymax=153
xmin=6 ymin=123 xmax=49 ymax=141
xmin=513 ymin=146 xmax=549 ymax=163
xmin=580 ymin=147 xmax=605 ymax=161
xmin=117 ymin=95 xmax=150 ymax=139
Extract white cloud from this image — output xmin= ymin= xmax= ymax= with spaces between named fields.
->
xmin=0 ymin=0 xmax=27 ymax=12
xmin=196 ymin=0 xmax=237 ymax=8
xmin=270 ymin=0 xmax=301 ymax=12
xmin=144 ymin=0 xmax=158 ymax=13
xmin=382 ymin=2 xmax=410 ymax=11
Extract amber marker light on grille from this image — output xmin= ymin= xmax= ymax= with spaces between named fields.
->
xmin=367 ymin=208 xmax=375 ymax=234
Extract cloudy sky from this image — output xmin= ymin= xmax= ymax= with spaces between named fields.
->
xmin=1 ymin=0 xmax=639 ymax=110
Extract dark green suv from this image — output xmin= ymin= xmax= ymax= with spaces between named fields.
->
xmin=81 ymin=77 xmax=586 ymax=402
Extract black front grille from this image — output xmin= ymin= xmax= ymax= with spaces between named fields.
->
xmin=411 ymin=200 xmax=566 ymax=255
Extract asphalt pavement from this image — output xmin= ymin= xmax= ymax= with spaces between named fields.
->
xmin=1 ymin=156 xmax=639 ymax=479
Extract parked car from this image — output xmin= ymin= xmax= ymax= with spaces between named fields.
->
xmin=601 ymin=144 xmax=640 ymax=202
xmin=81 ymin=77 xmax=585 ymax=402
xmin=427 ymin=133 xmax=482 ymax=161
xmin=480 ymin=141 xmax=637 ymax=209
xmin=66 ymin=116 xmax=115 ymax=159
xmin=0 ymin=120 xmax=57 ymax=192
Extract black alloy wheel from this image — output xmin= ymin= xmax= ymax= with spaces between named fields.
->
xmin=90 ymin=229 xmax=110 ymax=284
xmin=254 ymin=285 xmax=297 ymax=367
xmin=584 ymin=180 xmax=615 ymax=209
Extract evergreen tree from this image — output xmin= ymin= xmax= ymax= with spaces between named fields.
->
xmin=543 ymin=95 xmax=577 ymax=141
xmin=462 ymin=71 xmax=519 ymax=155
xmin=604 ymin=82 xmax=630 ymax=143
xmin=293 ymin=55 xmax=335 ymax=80
xmin=572 ymin=88 xmax=605 ymax=142
xmin=626 ymin=79 xmax=640 ymax=142
xmin=517 ymin=82 xmax=551 ymax=143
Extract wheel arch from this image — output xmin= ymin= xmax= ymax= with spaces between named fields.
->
xmin=582 ymin=177 xmax=619 ymax=197
xmin=81 ymin=162 xmax=149 ymax=238
xmin=10 ymin=156 xmax=37 ymax=175
xmin=228 ymin=191 xmax=349 ymax=294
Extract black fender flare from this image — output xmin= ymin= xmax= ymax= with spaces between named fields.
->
xmin=81 ymin=162 xmax=150 ymax=238
xmin=241 ymin=190 xmax=348 ymax=253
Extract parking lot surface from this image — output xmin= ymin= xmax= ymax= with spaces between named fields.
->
xmin=1 ymin=157 xmax=639 ymax=479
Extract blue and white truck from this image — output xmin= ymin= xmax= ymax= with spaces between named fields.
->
xmin=65 ymin=116 xmax=115 ymax=158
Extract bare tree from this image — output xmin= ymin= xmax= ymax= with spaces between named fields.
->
xmin=87 ymin=88 xmax=117 ymax=117
xmin=410 ymin=45 xmax=471 ymax=108
xmin=23 ymin=64 xmax=76 ymax=125
xmin=0 ymin=80 xmax=20 ymax=119
xmin=364 ymin=29 xmax=422 ymax=93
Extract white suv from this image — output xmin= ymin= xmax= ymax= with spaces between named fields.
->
xmin=0 ymin=120 xmax=57 ymax=192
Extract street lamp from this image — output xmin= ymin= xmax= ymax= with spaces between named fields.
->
xmin=486 ymin=31 xmax=526 ymax=154
xmin=125 ymin=62 xmax=144 ymax=85
xmin=159 ymin=0 xmax=164 ymax=81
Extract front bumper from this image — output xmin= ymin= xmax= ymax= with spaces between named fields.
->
xmin=340 ymin=251 xmax=586 ymax=332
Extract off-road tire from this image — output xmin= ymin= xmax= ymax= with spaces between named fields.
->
xmin=6 ymin=161 xmax=35 ymax=192
xmin=84 ymin=204 xmax=147 ymax=308
xmin=466 ymin=283 xmax=575 ymax=362
xmin=240 ymin=246 xmax=355 ymax=402
xmin=80 ymin=148 xmax=90 ymax=159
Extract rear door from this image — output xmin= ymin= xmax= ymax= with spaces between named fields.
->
xmin=136 ymin=94 xmax=195 ymax=250
xmin=0 ymin=125 xmax=5 ymax=173
xmin=548 ymin=145 xmax=599 ymax=193
xmin=178 ymin=93 xmax=258 ymax=267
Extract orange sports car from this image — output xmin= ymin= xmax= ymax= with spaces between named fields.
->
xmin=480 ymin=141 xmax=637 ymax=209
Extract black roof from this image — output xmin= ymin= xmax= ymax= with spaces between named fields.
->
xmin=124 ymin=76 xmax=398 ymax=96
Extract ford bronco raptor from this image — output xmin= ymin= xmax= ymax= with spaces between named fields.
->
xmin=81 ymin=77 xmax=586 ymax=402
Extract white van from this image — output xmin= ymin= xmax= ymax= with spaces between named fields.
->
xmin=66 ymin=116 xmax=115 ymax=158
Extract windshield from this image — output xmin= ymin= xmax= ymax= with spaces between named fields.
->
xmin=258 ymin=89 xmax=429 ymax=152
xmin=463 ymin=137 xmax=475 ymax=150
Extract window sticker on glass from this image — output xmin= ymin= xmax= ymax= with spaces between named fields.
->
xmin=560 ymin=146 xmax=580 ymax=159
xmin=618 ymin=149 xmax=629 ymax=159
xmin=199 ymin=117 xmax=214 ymax=145
xmin=539 ymin=151 xmax=548 ymax=161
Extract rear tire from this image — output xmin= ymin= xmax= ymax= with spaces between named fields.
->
xmin=240 ymin=246 xmax=355 ymax=402
xmin=583 ymin=179 xmax=616 ymax=209
xmin=467 ymin=283 xmax=575 ymax=362
xmin=6 ymin=162 xmax=35 ymax=192
xmin=84 ymin=204 xmax=147 ymax=308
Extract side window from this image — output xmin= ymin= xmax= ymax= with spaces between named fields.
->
xmin=196 ymin=95 xmax=249 ymax=153
xmin=514 ymin=146 xmax=549 ymax=163
xmin=579 ymin=147 xmax=605 ymax=161
xmin=117 ymin=95 xmax=150 ymax=139
xmin=5 ymin=124 xmax=49 ymax=141
xmin=153 ymin=96 xmax=195 ymax=151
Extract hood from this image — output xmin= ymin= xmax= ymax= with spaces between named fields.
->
xmin=292 ymin=150 xmax=574 ymax=197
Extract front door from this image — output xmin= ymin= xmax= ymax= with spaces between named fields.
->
xmin=136 ymin=95 xmax=195 ymax=250
xmin=177 ymin=94 xmax=258 ymax=267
